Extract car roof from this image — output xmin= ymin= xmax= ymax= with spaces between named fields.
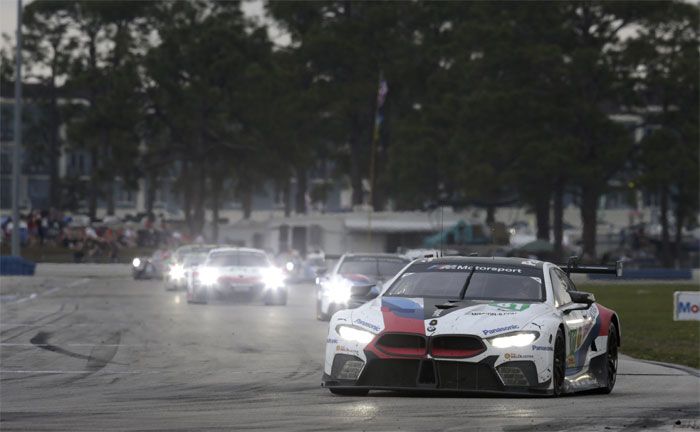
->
xmin=208 ymin=247 xmax=266 ymax=255
xmin=414 ymin=256 xmax=547 ymax=269
xmin=342 ymin=253 xmax=410 ymax=260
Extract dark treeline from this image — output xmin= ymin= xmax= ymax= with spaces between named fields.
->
xmin=0 ymin=1 xmax=697 ymax=261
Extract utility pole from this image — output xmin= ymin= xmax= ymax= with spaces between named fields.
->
xmin=11 ymin=0 xmax=23 ymax=256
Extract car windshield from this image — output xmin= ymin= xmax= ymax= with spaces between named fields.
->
xmin=208 ymin=252 xmax=268 ymax=267
xmin=183 ymin=253 xmax=207 ymax=266
xmin=385 ymin=262 xmax=545 ymax=302
xmin=339 ymin=257 xmax=408 ymax=278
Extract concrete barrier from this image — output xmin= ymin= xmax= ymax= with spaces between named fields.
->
xmin=35 ymin=263 xmax=131 ymax=278
xmin=0 ymin=256 xmax=36 ymax=276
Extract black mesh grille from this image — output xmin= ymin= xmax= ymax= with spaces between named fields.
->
xmin=496 ymin=361 xmax=538 ymax=387
xmin=331 ymin=354 xmax=364 ymax=380
xmin=376 ymin=334 xmax=427 ymax=356
xmin=357 ymin=359 xmax=420 ymax=387
xmin=436 ymin=361 xmax=503 ymax=391
xmin=430 ymin=336 xmax=486 ymax=358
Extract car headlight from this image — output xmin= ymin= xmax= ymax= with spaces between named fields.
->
xmin=262 ymin=268 xmax=285 ymax=289
xmin=489 ymin=332 xmax=539 ymax=348
xmin=132 ymin=258 xmax=141 ymax=268
xmin=336 ymin=325 xmax=375 ymax=344
xmin=169 ymin=264 xmax=185 ymax=280
xmin=285 ymin=261 xmax=295 ymax=272
xmin=198 ymin=267 xmax=220 ymax=286
xmin=325 ymin=279 xmax=352 ymax=303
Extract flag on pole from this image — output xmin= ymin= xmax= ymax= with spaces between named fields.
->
xmin=373 ymin=73 xmax=388 ymax=141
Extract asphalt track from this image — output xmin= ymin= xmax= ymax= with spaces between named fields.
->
xmin=1 ymin=265 xmax=698 ymax=431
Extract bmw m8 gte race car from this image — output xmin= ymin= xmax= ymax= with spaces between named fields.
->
xmin=322 ymin=256 xmax=622 ymax=396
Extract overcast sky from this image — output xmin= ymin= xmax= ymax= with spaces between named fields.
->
xmin=0 ymin=0 xmax=287 ymax=50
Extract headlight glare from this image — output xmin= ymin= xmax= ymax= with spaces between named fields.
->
xmin=326 ymin=279 xmax=352 ymax=303
xmin=337 ymin=325 xmax=375 ymax=344
xmin=262 ymin=268 xmax=285 ymax=289
xmin=490 ymin=332 xmax=539 ymax=348
xmin=169 ymin=264 xmax=185 ymax=280
xmin=198 ymin=267 xmax=219 ymax=286
xmin=132 ymin=258 xmax=141 ymax=268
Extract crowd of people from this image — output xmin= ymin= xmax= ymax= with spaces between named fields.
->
xmin=0 ymin=210 xmax=192 ymax=263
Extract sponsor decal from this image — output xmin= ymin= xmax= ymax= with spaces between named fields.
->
xmin=467 ymin=311 xmax=516 ymax=316
xmin=521 ymin=260 xmax=538 ymax=267
xmin=482 ymin=324 xmax=519 ymax=336
xmin=432 ymin=309 xmax=443 ymax=317
xmin=336 ymin=345 xmax=360 ymax=355
xmin=427 ymin=264 xmax=523 ymax=274
xmin=354 ymin=318 xmax=381 ymax=332
xmin=539 ymin=367 xmax=552 ymax=382
xmin=530 ymin=322 xmax=543 ymax=330
xmin=566 ymin=355 xmax=576 ymax=367
xmin=427 ymin=326 xmax=436 ymax=332
xmin=326 ymin=338 xmax=338 ymax=344
xmin=675 ymin=292 xmax=700 ymax=321
xmin=532 ymin=345 xmax=553 ymax=351
xmin=504 ymin=353 xmax=534 ymax=360
xmin=429 ymin=319 xmax=438 ymax=326
xmin=490 ymin=303 xmax=531 ymax=312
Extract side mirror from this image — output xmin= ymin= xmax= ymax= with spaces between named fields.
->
xmin=561 ymin=291 xmax=595 ymax=315
xmin=351 ymin=284 xmax=379 ymax=301
xmin=569 ymin=290 xmax=595 ymax=306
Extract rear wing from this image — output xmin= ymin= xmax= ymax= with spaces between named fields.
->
xmin=560 ymin=257 xmax=623 ymax=277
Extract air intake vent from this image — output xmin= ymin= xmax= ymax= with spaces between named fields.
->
xmin=376 ymin=333 xmax=427 ymax=356
xmin=430 ymin=336 xmax=486 ymax=358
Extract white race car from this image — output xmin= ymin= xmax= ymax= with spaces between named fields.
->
xmin=187 ymin=247 xmax=288 ymax=305
xmin=322 ymin=256 xmax=622 ymax=396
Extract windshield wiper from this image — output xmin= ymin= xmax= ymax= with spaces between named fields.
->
xmin=458 ymin=266 xmax=476 ymax=300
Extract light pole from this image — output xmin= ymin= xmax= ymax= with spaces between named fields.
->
xmin=11 ymin=0 xmax=23 ymax=256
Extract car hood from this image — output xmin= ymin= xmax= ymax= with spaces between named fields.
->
xmin=349 ymin=296 xmax=552 ymax=337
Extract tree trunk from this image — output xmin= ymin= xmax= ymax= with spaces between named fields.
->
xmin=553 ymin=180 xmax=564 ymax=261
xmin=211 ymin=177 xmax=220 ymax=242
xmin=659 ymin=185 xmax=671 ymax=268
xmin=486 ymin=205 xmax=495 ymax=226
xmin=295 ymin=166 xmax=307 ymax=214
xmin=580 ymin=186 xmax=599 ymax=261
xmin=193 ymin=163 xmax=206 ymax=235
xmin=242 ymin=184 xmax=252 ymax=220
xmin=283 ymin=178 xmax=291 ymax=217
xmin=535 ymin=191 xmax=551 ymax=241
xmin=48 ymin=66 xmax=60 ymax=210
xmin=106 ymin=181 xmax=115 ymax=216
xmin=88 ymin=147 xmax=98 ymax=220
xmin=674 ymin=196 xmax=684 ymax=269
xmin=182 ymin=161 xmax=193 ymax=235
xmin=349 ymin=116 xmax=364 ymax=206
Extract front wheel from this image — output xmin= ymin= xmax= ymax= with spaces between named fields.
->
xmin=552 ymin=328 xmax=566 ymax=397
xmin=593 ymin=323 xmax=618 ymax=394
xmin=329 ymin=388 xmax=369 ymax=396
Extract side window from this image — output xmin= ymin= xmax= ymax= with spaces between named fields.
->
xmin=549 ymin=268 xmax=573 ymax=307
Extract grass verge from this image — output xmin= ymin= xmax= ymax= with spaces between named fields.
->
xmin=581 ymin=283 xmax=700 ymax=369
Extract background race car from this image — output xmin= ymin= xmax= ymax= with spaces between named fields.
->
xmin=188 ymin=247 xmax=288 ymax=305
xmin=316 ymin=253 xmax=410 ymax=321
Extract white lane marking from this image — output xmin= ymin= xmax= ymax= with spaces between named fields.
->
xmin=0 ymin=370 xmax=159 ymax=374
xmin=0 ymin=343 xmax=136 ymax=347
xmin=2 ymin=278 xmax=89 ymax=305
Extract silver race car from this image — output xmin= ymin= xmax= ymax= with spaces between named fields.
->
xmin=316 ymin=253 xmax=410 ymax=321
xmin=187 ymin=247 xmax=288 ymax=305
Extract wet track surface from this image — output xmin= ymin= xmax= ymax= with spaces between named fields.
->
xmin=1 ymin=267 xmax=699 ymax=431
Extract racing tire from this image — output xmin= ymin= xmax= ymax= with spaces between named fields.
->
xmin=552 ymin=328 xmax=566 ymax=397
xmin=188 ymin=285 xmax=207 ymax=304
xmin=329 ymin=388 xmax=369 ymax=396
xmin=593 ymin=323 xmax=618 ymax=394
xmin=316 ymin=299 xmax=330 ymax=321
xmin=264 ymin=289 xmax=288 ymax=306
